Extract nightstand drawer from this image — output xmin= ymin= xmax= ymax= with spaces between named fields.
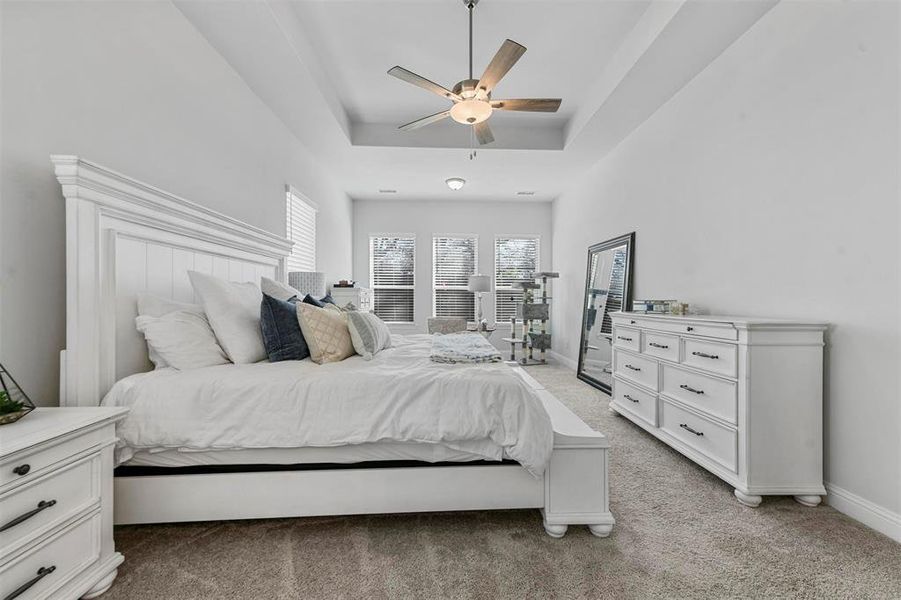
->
xmin=612 ymin=327 xmax=640 ymax=352
xmin=614 ymin=351 xmax=658 ymax=391
xmin=0 ymin=512 xmax=100 ymax=599
xmin=661 ymin=365 xmax=737 ymax=424
xmin=0 ymin=454 xmax=100 ymax=557
xmin=661 ymin=400 xmax=737 ymax=473
xmin=0 ymin=427 xmax=107 ymax=491
xmin=612 ymin=378 xmax=657 ymax=427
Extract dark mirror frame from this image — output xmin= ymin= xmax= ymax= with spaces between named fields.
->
xmin=576 ymin=232 xmax=635 ymax=395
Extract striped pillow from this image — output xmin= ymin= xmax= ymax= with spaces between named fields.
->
xmin=346 ymin=312 xmax=392 ymax=360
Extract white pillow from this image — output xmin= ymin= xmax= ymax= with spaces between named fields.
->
xmin=188 ymin=271 xmax=266 ymax=364
xmin=136 ymin=294 xmax=207 ymax=368
xmin=260 ymin=276 xmax=302 ymax=302
xmin=135 ymin=311 xmax=229 ymax=370
xmin=345 ymin=311 xmax=392 ymax=360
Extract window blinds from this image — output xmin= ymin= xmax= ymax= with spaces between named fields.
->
xmin=370 ymin=235 xmax=415 ymax=322
xmin=286 ymin=187 xmax=316 ymax=272
xmin=495 ymin=236 xmax=540 ymax=322
xmin=433 ymin=236 xmax=477 ymax=320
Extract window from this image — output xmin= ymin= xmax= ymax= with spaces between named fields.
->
xmin=286 ymin=186 xmax=317 ymax=272
xmin=495 ymin=236 xmax=540 ymax=322
xmin=370 ymin=235 xmax=415 ymax=322
xmin=433 ymin=235 xmax=477 ymax=320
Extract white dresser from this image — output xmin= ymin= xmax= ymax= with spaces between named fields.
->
xmin=0 ymin=408 xmax=128 ymax=600
xmin=329 ymin=287 xmax=372 ymax=312
xmin=609 ymin=313 xmax=827 ymax=507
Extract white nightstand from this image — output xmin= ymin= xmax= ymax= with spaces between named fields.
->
xmin=0 ymin=407 xmax=128 ymax=600
xmin=329 ymin=287 xmax=372 ymax=312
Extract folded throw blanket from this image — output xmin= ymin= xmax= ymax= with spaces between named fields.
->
xmin=431 ymin=332 xmax=503 ymax=364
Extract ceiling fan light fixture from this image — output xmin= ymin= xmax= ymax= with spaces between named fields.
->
xmin=446 ymin=177 xmax=466 ymax=191
xmin=450 ymin=99 xmax=492 ymax=125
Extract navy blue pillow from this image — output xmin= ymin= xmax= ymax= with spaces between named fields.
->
xmin=302 ymin=294 xmax=325 ymax=308
xmin=320 ymin=293 xmax=336 ymax=306
xmin=260 ymin=293 xmax=309 ymax=362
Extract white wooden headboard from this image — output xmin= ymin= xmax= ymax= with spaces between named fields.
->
xmin=53 ymin=155 xmax=292 ymax=407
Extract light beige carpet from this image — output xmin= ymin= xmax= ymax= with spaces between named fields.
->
xmin=106 ymin=365 xmax=901 ymax=599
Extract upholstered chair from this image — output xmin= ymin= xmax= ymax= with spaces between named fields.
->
xmin=427 ymin=317 xmax=468 ymax=334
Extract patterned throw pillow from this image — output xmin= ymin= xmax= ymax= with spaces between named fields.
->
xmin=296 ymin=303 xmax=355 ymax=364
xmin=345 ymin=311 xmax=392 ymax=360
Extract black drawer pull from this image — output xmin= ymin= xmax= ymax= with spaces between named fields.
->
xmin=679 ymin=423 xmax=704 ymax=436
xmin=686 ymin=326 xmax=694 ymax=332
xmin=623 ymin=394 xmax=639 ymax=403
xmin=630 ymin=320 xmax=636 ymax=324
xmin=649 ymin=342 xmax=669 ymax=349
xmin=692 ymin=351 xmax=719 ymax=360
xmin=617 ymin=336 xmax=633 ymax=342
xmin=0 ymin=500 xmax=57 ymax=533
xmin=680 ymin=384 xmax=704 ymax=395
xmin=4 ymin=565 xmax=56 ymax=600
xmin=624 ymin=364 xmax=641 ymax=372
xmin=12 ymin=464 xmax=30 ymax=476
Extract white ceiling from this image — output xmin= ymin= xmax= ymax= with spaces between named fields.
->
xmin=174 ymin=0 xmax=778 ymax=203
xmin=288 ymin=0 xmax=650 ymax=129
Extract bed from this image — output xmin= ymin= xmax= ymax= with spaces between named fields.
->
xmin=53 ymin=155 xmax=614 ymax=538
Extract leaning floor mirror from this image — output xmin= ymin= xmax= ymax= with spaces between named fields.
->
xmin=577 ymin=232 xmax=635 ymax=394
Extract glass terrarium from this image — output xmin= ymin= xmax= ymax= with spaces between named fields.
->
xmin=0 ymin=363 xmax=35 ymax=425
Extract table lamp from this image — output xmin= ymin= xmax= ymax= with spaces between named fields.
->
xmin=468 ymin=274 xmax=492 ymax=331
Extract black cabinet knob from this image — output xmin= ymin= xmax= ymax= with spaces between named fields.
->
xmin=12 ymin=464 xmax=30 ymax=476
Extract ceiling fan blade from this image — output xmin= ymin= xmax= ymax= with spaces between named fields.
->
xmin=490 ymin=98 xmax=562 ymax=113
xmin=476 ymin=39 xmax=526 ymax=95
xmin=474 ymin=121 xmax=494 ymax=145
xmin=388 ymin=66 xmax=461 ymax=102
xmin=399 ymin=110 xmax=451 ymax=131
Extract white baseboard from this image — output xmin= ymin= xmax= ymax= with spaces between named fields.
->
xmin=825 ymin=482 xmax=900 ymax=543
xmin=549 ymin=351 xmax=577 ymax=371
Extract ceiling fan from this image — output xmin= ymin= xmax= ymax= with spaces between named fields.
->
xmin=387 ymin=0 xmax=561 ymax=149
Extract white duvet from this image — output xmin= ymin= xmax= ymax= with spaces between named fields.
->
xmin=102 ymin=335 xmax=554 ymax=475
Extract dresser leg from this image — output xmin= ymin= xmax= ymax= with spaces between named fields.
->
xmin=543 ymin=522 xmax=568 ymax=538
xmin=588 ymin=523 xmax=613 ymax=538
xmin=734 ymin=489 xmax=762 ymax=507
xmin=81 ymin=567 xmax=119 ymax=599
xmin=794 ymin=495 xmax=822 ymax=507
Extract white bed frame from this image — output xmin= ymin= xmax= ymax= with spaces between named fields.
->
xmin=53 ymin=155 xmax=614 ymax=538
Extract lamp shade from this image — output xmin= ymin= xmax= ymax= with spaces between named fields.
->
xmin=468 ymin=274 xmax=491 ymax=293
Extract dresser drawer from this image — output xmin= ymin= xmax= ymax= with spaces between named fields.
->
xmin=0 ymin=427 xmax=107 ymax=491
xmin=0 ymin=454 xmax=100 ymax=558
xmin=641 ymin=332 xmax=679 ymax=362
xmin=660 ymin=400 xmax=737 ymax=472
xmin=661 ymin=365 xmax=737 ymax=424
xmin=0 ymin=512 xmax=100 ymax=599
xmin=612 ymin=378 xmax=657 ymax=426
xmin=614 ymin=316 xmax=738 ymax=341
xmin=612 ymin=327 xmax=640 ymax=352
xmin=682 ymin=338 xmax=737 ymax=378
xmin=614 ymin=351 xmax=658 ymax=391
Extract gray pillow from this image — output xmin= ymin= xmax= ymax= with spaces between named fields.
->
xmin=345 ymin=311 xmax=391 ymax=360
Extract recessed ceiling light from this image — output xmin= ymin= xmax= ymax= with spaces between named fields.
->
xmin=446 ymin=177 xmax=466 ymax=191
xmin=378 ymin=189 xmax=397 ymax=194
xmin=516 ymin=191 xmax=536 ymax=196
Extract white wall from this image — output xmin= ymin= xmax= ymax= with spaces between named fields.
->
xmin=552 ymin=1 xmax=900 ymax=530
xmin=353 ymin=199 xmax=553 ymax=347
xmin=0 ymin=1 xmax=353 ymax=406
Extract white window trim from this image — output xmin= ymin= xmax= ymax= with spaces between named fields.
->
xmin=369 ymin=233 xmax=416 ymax=324
xmin=494 ymin=234 xmax=541 ymax=326
xmin=285 ymin=185 xmax=318 ymax=273
xmin=431 ymin=233 xmax=479 ymax=319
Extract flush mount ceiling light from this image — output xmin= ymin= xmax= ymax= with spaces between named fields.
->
xmin=446 ymin=177 xmax=466 ymax=191
xmin=387 ymin=0 xmax=562 ymax=155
